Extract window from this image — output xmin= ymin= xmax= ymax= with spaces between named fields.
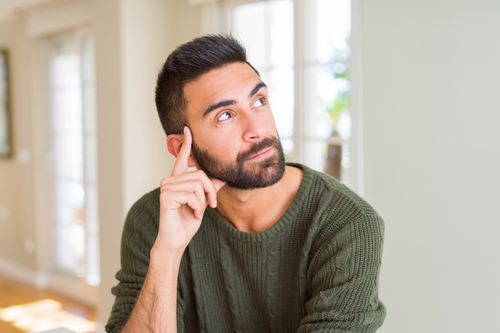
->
xmin=232 ymin=1 xmax=295 ymax=156
xmin=227 ymin=0 xmax=352 ymax=185
xmin=49 ymin=31 xmax=100 ymax=286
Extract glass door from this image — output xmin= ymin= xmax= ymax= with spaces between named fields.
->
xmin=49 ymin=31 xmax=100 ymax=288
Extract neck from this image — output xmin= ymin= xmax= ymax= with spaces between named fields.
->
xmin=215 ymin=165 xmax=303 ymax=233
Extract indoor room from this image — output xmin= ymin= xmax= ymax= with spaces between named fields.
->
xmin=0 ymin=0 xmax=499 ymax=332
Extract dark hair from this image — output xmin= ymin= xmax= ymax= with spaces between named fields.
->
xmin=155 ymin=34 xmax=259 ymax=136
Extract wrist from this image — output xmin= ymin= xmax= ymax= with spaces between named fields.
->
xmin=150 ymin=244 xmax=184 ymax=269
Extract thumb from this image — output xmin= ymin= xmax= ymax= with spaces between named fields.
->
xmin=211 ymin=178 xmax=226 ymax=192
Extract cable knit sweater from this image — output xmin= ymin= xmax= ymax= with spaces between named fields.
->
xmin=105 ymin=163 xmax=386 ymax=333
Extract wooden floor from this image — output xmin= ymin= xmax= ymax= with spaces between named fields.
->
xmin=0 ymin=274 xmax=96 ymax=333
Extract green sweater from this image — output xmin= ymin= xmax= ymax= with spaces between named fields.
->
xmin=105 ymin=163 xmax=386 ymax=333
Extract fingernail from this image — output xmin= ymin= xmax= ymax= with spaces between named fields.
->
xmin=214 ymin=199 xmax=217 ymax=207
xmin=200 ymin=212 xmax=204 ymax=220
xmin=184 ymin=126 xmax=187 ymax=135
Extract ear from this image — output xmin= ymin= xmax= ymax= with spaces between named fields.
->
xmin=166 ymin=134 xmax=198 ymax=168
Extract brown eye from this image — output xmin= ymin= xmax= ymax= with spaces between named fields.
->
xmin=254 ymin=97 xmax=265 ymax=107
xmin=217 ymin=111 xmax=231 ymax=121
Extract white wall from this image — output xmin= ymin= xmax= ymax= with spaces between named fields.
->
xmin=0 ymin=17 xmax=36 ymax=270
xmin=361 ymin=1 xmax=500 ymax=332
xmin=0 ymin=0 xmax=205 ymax=325
xmin=94 ymin=0 xmax=204 ymax=324
xmin=120 ymin=0 xmax=175 ymax=219
xmin=93 ymin=0 xmax=178 ymax=324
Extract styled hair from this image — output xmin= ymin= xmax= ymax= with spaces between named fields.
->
xmin=155 ymin=34 xmax=259 ymax=136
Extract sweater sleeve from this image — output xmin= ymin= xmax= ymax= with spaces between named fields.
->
xmin=298 ymin=213 xmax=386 ymax=333
xmin=104 ymin=192 xmax=186 ymax=333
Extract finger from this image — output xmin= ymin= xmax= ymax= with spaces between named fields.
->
xmin=162 ymin=190 xmax=204 ymax=220
xmin=180 ymin=192 xmax=204 ymax=220
xmin=164 ymin=170 xmax=219 ymax=208
xmin=211 ymin=178 xmax=226 ymax=193
xmin=162 ymin=180 xmax=206 ymax=210
xmin=171 ymin=126 xmax=193 ymax=177
xmin=195 ymin=170 xmax=219 ymax=208
xmin=210 ymin=179 xmax=226 ymax=207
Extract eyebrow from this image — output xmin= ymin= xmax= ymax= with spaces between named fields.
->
xmin=202 ymin=81 xmax=267 ymax=118
xmin=248 ymin=82 xmax=267 ymax=99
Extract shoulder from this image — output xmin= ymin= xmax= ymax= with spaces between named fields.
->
xmin=122 ymin=187 xmax=161 ymax=246
xmin=127 ymin=187 xmax=161 ymax=219
xmin=317 ymin=168 xmax=383 ymax=235
xmin=291 ymin=163 xmax=384 ymax=245
xmin=291 ymin=163 xmax=380 ymax=218
xmin=295 ymin=167 xmax=385 ymax=280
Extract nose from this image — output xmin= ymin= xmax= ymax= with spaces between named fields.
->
xmin=241 ymin=110 xmax=268 ymax=142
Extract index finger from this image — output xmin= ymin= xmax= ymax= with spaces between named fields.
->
xmin=171 ymin=126 xmax=193 ymax=177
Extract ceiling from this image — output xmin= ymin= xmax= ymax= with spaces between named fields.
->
xmin=0 ymin=0 xmax=60 ymax=22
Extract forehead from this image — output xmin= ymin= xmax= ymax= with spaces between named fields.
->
xmin=183 ymin=62 xmax=262 ymax=119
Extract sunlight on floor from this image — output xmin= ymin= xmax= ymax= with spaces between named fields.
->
xmin=0 ymin=299 xmax=96 ymax=333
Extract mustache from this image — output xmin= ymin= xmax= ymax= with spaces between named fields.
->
xmin=236 ymin=136 xmax=281 ymax=165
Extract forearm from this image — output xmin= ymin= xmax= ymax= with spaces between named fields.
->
xmin=121 ymin=246 xmax=184 ymax=333
xmin=118 ymin=130 xmax=223 ymax=332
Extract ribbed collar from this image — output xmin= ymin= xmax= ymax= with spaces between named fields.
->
xmin=206 ymin=163 xmax=314 ymax=243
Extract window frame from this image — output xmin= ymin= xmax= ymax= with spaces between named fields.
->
xmin=220 ymin=0 xmax=363 ymax=193
xmin=36 ymin=27 xmax=100 ymax=306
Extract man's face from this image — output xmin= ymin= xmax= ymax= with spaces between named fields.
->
xmin=184 ymin=62 xmax=285 ymax=190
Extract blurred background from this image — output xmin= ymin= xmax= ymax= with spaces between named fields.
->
xmin=0 ymin=0 xmax=499 ymax=332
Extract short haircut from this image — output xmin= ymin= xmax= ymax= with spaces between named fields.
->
xmin=155 ymin=34 xmax=259 ymax=136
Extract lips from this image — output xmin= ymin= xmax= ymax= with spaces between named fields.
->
xmin=236 ymin=137 xmax=280 ymax=165
xmin=248 ymin=147 xmax=273 ymax=160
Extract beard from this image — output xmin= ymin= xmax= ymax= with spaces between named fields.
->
xmin=191 ymin=135 xmax=286 ymax=190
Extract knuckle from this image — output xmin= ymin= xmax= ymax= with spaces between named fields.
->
xmin=197 ymin=172 xmax=210 ymax=185
xmin=160 ymin=177 xmax=171 ymax=186
xmin=193 ymin=193 xmax=203 ymax=205
xmin=159 ymin=191 xmax=170 ymax=203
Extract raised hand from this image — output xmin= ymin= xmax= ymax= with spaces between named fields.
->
xmin=156 ymin=126 xmax=226 ymax=252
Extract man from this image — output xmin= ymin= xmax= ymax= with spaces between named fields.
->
xmin=105 ymin=34 xmax=386 ymax=333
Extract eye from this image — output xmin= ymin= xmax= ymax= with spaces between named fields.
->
xmin=217 ymin=111 xmax=232 ymax=122
xmin=253 ymin=97 xmax=266 ymax=108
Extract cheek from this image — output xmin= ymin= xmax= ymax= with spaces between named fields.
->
xmin=264 ymin=110 xmax=277 ymax=133
xmin=207 ymin=137 xmax=239 ymax=162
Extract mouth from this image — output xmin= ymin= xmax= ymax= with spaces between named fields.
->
xmin=247 ymin=147 xmax=274 ymax=161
